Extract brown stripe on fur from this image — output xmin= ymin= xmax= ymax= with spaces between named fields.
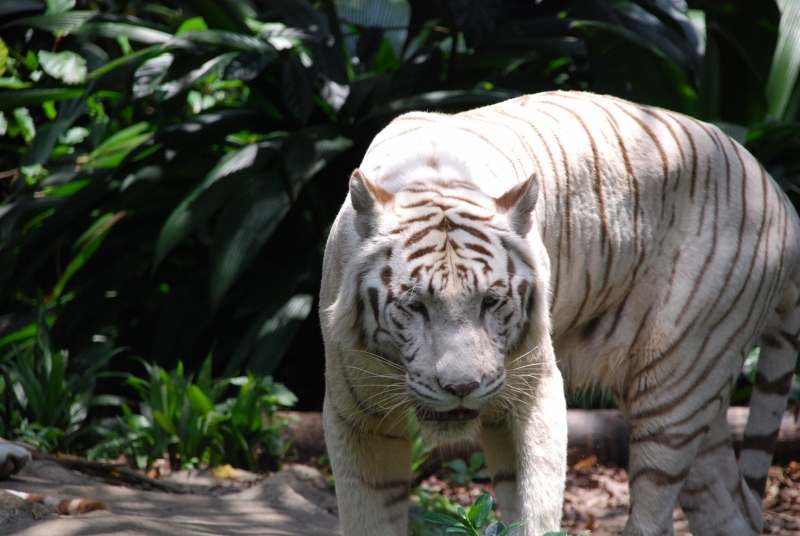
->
xmin=741 ymin=430 xmax=780 ymax=454
xmin=672 ymin=116 xmax=699 ymax=198
xmin=492 ymin=471 xmax=517 ymax=485
xmin=609 ymin=101 xmax=670 ymax=219
xmin=629 ymin=466 xmax=691 ymax=488
xmin=696 ymin=437 xmax=732 ymax=457
xmin=754 ymin=370 xmax=795 ymax=396
xmin=384 ymin=486 xmax=411 ymax=508
xmin=761 ymin=333 xmax=783 ymax=349
xmin=604 ymin=294 xmax=629 ymax=341
xmin=630 ymin=425 xmax=709 ymax=449
xmin=744 ymin=474 xmax=767 ymax=498
xmin=542 ymin=100 xmax=614 ymax=289
xmin=679 ymin=482 xmax=710 ymax=497
xmin=779 ymin=328 xmax=800 ymax=350
xmin=407 ymin=245 xmax=437 ymax=262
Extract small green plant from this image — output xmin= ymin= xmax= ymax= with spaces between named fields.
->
xmin=423 ymin=493 xmax=522 ymax=536
xmin=87 ymin=356 xmax=297 ymax=471
xmin=444 ymin=452 xmax=490 ymax=486
xmin=0 ymin=304 xmax=121 ymax=451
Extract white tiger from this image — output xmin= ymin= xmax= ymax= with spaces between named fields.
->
xmin=319 ymin=91 xmax=800 ymax=536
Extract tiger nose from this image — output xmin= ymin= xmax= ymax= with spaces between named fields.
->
xmin=440 ymin=381 xmax=480 ymax=397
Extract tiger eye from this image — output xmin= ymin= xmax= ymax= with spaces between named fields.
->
xmin=482 ymin=296 xmax=499 ymax=307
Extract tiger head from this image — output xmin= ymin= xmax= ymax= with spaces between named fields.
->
xmin=330 ymin=162 xmax=550 ymax=439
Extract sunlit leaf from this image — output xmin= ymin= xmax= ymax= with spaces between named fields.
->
xmin=1 ymin=11 xmax=96 ymax=32
xmin=0 ymin=37 xmax=8 ymax=78
xmin=59 ymin=126 xmax=90 ymax=145
xmin=766 ymin=0 xmax=800 ymax=120
xmin=37 ymin=50 xmax=87 ymax=84
xmin=13 ymin=107 xmax=35 ymax=143
xmin=75 ymin=22 xmax=172 ymax=44
xmin=177 ymin=17 xmax=208 ymax=33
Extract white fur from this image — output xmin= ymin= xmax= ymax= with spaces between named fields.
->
xmin=321 ymin=91 xmax=800 ymax=536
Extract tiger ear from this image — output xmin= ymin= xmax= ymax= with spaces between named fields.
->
xmin=495 ymin=174 xmax=538 ymax=236
xmin=349 ymin=168 xmax=394 ymax=238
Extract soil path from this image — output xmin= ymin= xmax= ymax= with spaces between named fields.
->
xmin=0 ymin=460 xmax=341 ymax=535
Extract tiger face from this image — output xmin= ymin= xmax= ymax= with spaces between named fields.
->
xmin=348 ymin=168 xmax=541 ymax=436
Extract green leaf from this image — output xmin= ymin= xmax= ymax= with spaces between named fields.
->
xmin=88 ymin=44 xmax=161 ymax=79
xmin=766 ymin=0 xmax=800 ymax=120
xmin=13 ymin=107 xmax=35 ymax=143
xmin=0 ymin=88 xmax=84 ymax=111
xmin=574 ymin=20 xmax=699 ymax=116
xmin=177 ymin=17 xmax=208 ymax=33
xmin=422 ymin=512 xmax=462 ymax=527
xmin=187 ymin=384 xmax=215 ymax=415
xmin=37 ymin=51 xmax=87 ymax=84
xmin=496 ymin=522 xmax=525 ymax=536
xmin=484 ymin=522 xmax=505 ymax=536
xmin=46 ymin=0 xmax=74 ymax=14
xmin=154 ymin=138 xmax=283 ymax=267
xmin=173 ymin=0 xmax=252 ymax=35
xmin=466 ymin=504 xmax=484 ymax=525
xmin=152 ymin=409 xmax=177 ymax=435
xmin=226 ymin=293 xmax=314 ymax=376
xmin=1 ymin=11 xmax=96 ymax=32
xmin=282 ymin=125 xmax=352 ymax=196
xmin=167 ymin=30 xmax=270 ymax=52
xmin=75 ymin=22 xmax=172 ymax=44
xmin=0 ymin=37 xmax=8 ymax=78
xmin=86 ymin=121 xmax=151 ymax=166
xmin=51 ymin=211 xmax=122 ymax=299
xmin=283 ymin=54 xmax=314 ymax=124
xmin=473 ymin=493 xmax=492 ymax=528
xmin=444 ymin=528 xmax=472 ymax=535
xmin=209 ymin=167 xmax=291 ymax=308
xmin=59 ymin=126 xmax=90 ymax=145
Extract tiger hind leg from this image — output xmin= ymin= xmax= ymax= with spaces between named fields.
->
xmin=739 ymin=281 xmax=800 ymax=498
xmin=678 ymin=408 xmax=761 ymax=535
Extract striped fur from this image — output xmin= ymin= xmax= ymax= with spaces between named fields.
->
xmin=320 ymin=91 xmax=800 ymax=536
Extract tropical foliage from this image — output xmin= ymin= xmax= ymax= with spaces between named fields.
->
xmin=0 ymin=0 xmax=799 ymax=421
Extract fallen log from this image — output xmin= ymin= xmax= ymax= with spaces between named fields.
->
xmin=282 ymin=407 xmax=800 ymax=468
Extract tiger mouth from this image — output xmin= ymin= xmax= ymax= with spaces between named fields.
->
xmin=416 ymin=407 xmax=480 ymax=422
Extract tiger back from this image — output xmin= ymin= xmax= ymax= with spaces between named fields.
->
xmin=320 ymin=90 xmax=800 ymax=536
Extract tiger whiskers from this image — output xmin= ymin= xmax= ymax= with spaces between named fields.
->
xmin=349 ymin=349 xmax=408 ymax=372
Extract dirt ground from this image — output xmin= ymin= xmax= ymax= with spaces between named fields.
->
xmin=2 ymin=455 xmax=799 ymax=535
xmin=420 ymin=458 xmax=800 ymax=535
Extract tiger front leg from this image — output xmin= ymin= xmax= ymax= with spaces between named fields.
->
xmin=480 ymin=363 xmax=568 ymax=535
xmin=323 ymin=396 xmax=412 ymax=536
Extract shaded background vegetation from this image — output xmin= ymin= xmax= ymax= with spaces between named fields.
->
xmin=0 ymin=0 xmax=799 ymax=456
